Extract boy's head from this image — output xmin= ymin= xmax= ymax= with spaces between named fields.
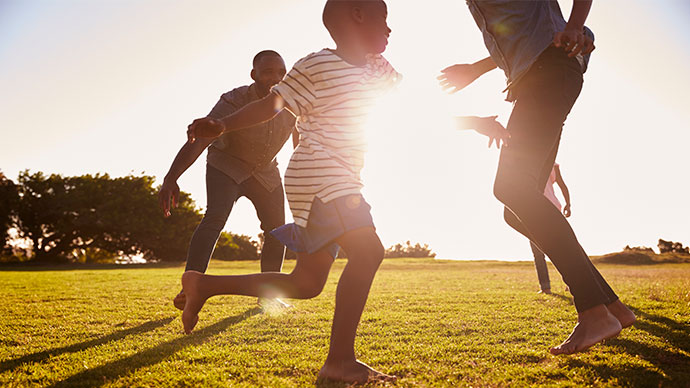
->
xmin=322 ymin=0 xmax=390 ymax=54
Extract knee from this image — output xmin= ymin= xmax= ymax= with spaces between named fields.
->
xmin=295 ymin=277 xmax=326 ymax=299
xmin=288 ymin=270 xmax=327 ymax=299
xmin=349 ymin=241 xmax=385 ymax=271
xmin=493 ymin=177 xmax=513 ymax=205
xmin=198 ymin=213 xmax=228 ymax=231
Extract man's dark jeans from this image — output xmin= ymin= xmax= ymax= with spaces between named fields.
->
xmin=185 ymin=164 xmax=286 ymax=273
xmin=494 ymin=47 xmax=618 ymax=312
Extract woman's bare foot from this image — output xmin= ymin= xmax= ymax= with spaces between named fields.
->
xmin=318 ymin=359 xmax=396 ymax=384
xmin=550 ymin=304 xmax=622 ymax=355
xmin=181 ymin=271 xmax=207 ymax=334
xmin=606 ymin=299 xmax=636 ymax=328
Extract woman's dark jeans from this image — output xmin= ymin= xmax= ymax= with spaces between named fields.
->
xmin=494 ymin=47 xmax=618 ymax=312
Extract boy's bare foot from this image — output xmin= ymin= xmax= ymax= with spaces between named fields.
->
xmin=606 ymin=299 xmax=636 ymax=328
xmin=181 ymin=271 xmax=207 ymax=334
xmin=550 ymin=304 xmax=622 ymax=355
xmin=318 ymin=359 xmax=396 ymax=384
xmin=538 ymin=288 xmax=552 ymax=294
xmin=173 ymin=290 xmax=186 ymax=310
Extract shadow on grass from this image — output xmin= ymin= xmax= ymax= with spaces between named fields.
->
xmin=47 ymin=307 xmax=261 ymax=388
xmin=566 ymin=338 xmax=690 ymax=387
xmin=0 ymin=316 xmax=176 ymax=373
xmin=0 ymin=262 xmax=187 ymax=272
xmin=315 ymin=377 xmax=393 ymax=388
xmin=628 ymin=306 xmax=689 ymax=354
xmin=564 ymin=305 xmax=690 ymax=387
xmin=549 ymin=292 xmax=573 ymax=305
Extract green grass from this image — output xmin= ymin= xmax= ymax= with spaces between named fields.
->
xmin=1 ymin=259 xmax=688 ymax=387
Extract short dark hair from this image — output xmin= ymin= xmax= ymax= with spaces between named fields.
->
xmin=253 ymin=50 xmax=282 ymax=68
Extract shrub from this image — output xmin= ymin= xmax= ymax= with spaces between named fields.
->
xmin=385 ymin=241 xmax=436 ymax=258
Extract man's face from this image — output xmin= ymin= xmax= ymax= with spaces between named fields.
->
xmin=360 ymin=1 xmax=390 ymax=54
xmin=252 ymin=55 xmax=287 ymax=95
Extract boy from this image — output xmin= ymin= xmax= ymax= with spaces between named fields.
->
xmin=438 ymin=0 xmax=636 ymax=355
xmin=182 ymin=1 xmax=397 ymax=383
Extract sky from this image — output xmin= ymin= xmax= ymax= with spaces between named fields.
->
xmin=1 ymin=0 xmax=689 ymax=261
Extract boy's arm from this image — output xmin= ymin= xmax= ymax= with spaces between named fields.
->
xmin=187 ymin=92 xmax=288 ymax=143
xmin=291 ymin=127 xmax=299 ymax=149
xmin=553 ymin=0 xmax=594 ymax=57
xmin=455 ymin=115 xmax=510 ymax=149
xmin=158 ymin=137 xmax=214 ymax=217
xmin=438 ymin=56 xmax=497 ymax=94
xmin=553 ymin=165 xmax=572 ymax=217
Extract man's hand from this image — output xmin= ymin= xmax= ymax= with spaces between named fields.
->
xmin=563 ymin=203 xmax=572 ymax=218
xmin=187 ymin=117 xmax=225 ymax=144
xmin=438 ymin=63 xmax=483 ymax=94
xmin=553 ymin=27 xmax=595 ymax=57
xmin=158 ymin=178 xmax=180 ymax=217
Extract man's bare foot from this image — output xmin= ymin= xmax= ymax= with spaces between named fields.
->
xmin=539 ymin=288 xmax=552 ymax=295
xmin=550 ymin=304 xmax=622 ymax=355
xmin=173 ymin=290 xmax=186 ymax=311
xmin=318 ymin=359 xmax=396 ymax=384
xmin=606 ymin=299 xmax=636 ymax=328
xmin=181 ymin=271 xmax=207 ymax=334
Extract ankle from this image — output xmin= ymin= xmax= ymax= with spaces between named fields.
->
xmin=578 ymin=304 xmax=610 ymax=320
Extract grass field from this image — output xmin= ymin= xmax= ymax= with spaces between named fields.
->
xmin=1 ymin=259 xmax=688 ymax=387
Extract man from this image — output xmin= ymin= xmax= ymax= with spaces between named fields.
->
xmin=159 ymin=50 xmax=297 ymax=310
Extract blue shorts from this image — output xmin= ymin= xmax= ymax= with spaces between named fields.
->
xmin=271 ymin=195 xmax=375 ymax=259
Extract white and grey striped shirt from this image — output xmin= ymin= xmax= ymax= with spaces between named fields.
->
xmin=272 ymin=49 xmax=400 ymax=227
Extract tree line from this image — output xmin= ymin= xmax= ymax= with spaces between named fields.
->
xmin=0 ymin=170 xmax=258 ymax=263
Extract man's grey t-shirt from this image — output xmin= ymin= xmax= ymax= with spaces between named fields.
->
xmin=206 ymin=83 xmax=296 ymax=191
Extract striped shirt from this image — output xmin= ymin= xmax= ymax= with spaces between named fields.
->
xmin=271 ymin=49 xmax=400 ymax=227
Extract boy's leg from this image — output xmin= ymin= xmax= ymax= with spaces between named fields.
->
xmin=530 ymin=241 xmax=551 ymax=292
xmin=181 ymin=249 xmax=334 ymax=334
xmin=318 ymin=226 xmax=395 ymax=383
xmin=241 ymin=176 xmax=286 ymax=273
xmin=493 ymin=54 xmax=624 ymax=354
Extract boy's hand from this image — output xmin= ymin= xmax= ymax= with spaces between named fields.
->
xmin=563 ymin=203 xmax=572 ymax=218
xmin=462 ymin=115 xmax=510 ymax=149
xmin=553 ymin=27 xmax=595 ymax=57
xmin=438 ymin=63 xmax=482 ymax=93
xmin=187 ymin=117 xmax=225 ymax=143
xmin=158 ymin=178 xmax=180 ymax=218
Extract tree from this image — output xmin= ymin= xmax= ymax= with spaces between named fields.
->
xmin=6 ymin=170 xmax=260 ymax=263
xmin=11 ymin=171 xmax=203 ymax=262
xmin=212 ymin=232 xmax=260 ymax=261
xmin=0 ymin=171 xmax=19 ymax=255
